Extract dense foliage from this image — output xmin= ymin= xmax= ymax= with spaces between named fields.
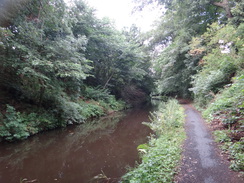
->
xmin=121 ymin=99 xmax=185 ymax=182
xmin=190 ymin=22 xmax=244 ymax=106
xmin=203 ymin=75 xmax=244 ymax=172
xmin=0 ymin=0 xmax=243 ymax=182
xmin=135 ymin=0 xmax=243 ymax=99
xmin=0 ymin=0 xmax=243 ymax=176
xmin=0 ymin=0 xmax=153 ymax=141
xmin=135 ymin=0 xmax=244 ymax=175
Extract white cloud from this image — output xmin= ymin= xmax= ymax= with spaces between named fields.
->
xmin=65 ymin=0 xmax=162 ymax=32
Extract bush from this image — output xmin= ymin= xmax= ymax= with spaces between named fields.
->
xmin=213 ymin=130 xmax=231 ymax=143
xmin=143 ymin=99 xmax=185 ymax=136
xmin=106 ymin=96 xmax=126 ymax=110
xmin=0 ymin=86 xmax=126 ymax=142
xmin=201 ymin=73 xmax=244 ymax=173
xmin=0 ymin=105 xmax=59 ymax=141
xmin=23 ymin=110 xmax=59 ymax=131
xmin=78 ymin=100 xmax=104 ymax=119
xmin=213 ymin=130 xmax=244 ymax=171
xmin=190 ymin=23 xmax=243 ymax=107
xmin=203 ymin=74 xmax=244 ymax=120
xmin=0 ymin=105 xmax=29 ymax=141
xmin=229 ymin=140 xmax=244 ymax=171
xmin=83 ymin=86 xmax=111 ymax=101
xmin=59 ymin=101 xmax=84 ymax=124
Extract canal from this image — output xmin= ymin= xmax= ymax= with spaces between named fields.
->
xmin=0 ymin=106 xmax=153 ymax=183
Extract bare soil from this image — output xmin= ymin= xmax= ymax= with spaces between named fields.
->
xmin=175 ymin=104 xmax=243 ymax=183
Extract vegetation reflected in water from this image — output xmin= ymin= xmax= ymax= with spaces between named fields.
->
xmin=0 ymin=107 xmax=152 ymax=183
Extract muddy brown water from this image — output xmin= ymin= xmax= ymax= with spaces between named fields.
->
xmin=0 ymin=107 xmax=153 ymax=183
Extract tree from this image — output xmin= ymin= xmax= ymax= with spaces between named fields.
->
xmin=134 ymin=0 xmax=236 ymax=19
xmin=0 ymin=0 xmax=91 ymax=105
xmin=189 ymin=22 xmax=244 ymax=106
xmin=135 ymin=0 xmax=241 ymax=98
xmin=211 ymin=0 xmax=233 ymax=18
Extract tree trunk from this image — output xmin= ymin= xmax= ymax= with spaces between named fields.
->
xmin=103 ymin=73 xmax=113 ymax=89
xmin=38 ymin=79 xmax=46 ymax=107
xmin=212 ymin=0 xmax=233 ymax=18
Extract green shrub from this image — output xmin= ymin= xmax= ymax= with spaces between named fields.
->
xmin=61 ymin=101 xmax=84 ymax=124
xmin=143 ymin=99 xmax=185 ymax=136
xmin=79 ymin=87 xmax=125 ymax=118
xmin=0 ymin=105 xmax=29 ymax=141
xmin=0 ymin=87 xmax=126 ymax=141
xmin=23 ymin=111 xmax=59 ymax=131
xmin=228 ymin=140 xmax=244 ymax=171
xmin=78 ymin=100 xmax=104 ymax=119
xmin=203 ymin=74 xmax=244 ymax=120
xmin=202 ymin=73 xmax=244 ymax=173
xmin=122 ymin=134 xmax=185 ymax=183
xmin=213 ymin=130 xmax=231 ymax=143
xmin=0 ymin=105 xmax=59 ymax=141
xmin=213 ymin=130 xmax=244 ymax=171
xmin=190 ymin=23 xmax=243 ymax=107
xmin=106 ymin=96 xmax=126 ymax=111
xmin=83 ymin=86 xmax=111 ymax=101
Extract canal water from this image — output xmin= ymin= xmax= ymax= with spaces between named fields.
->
xmin=0 ymin=107 xmax=153 ymax=183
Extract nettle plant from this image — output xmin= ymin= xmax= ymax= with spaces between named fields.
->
xmin=0 ymin=105 xmax=29 ymax=141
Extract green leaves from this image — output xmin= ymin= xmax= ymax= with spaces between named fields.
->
xmin=0 ymin=105 xmax=29 ymax=141
xmin=0 ymin=0 xmax=152 ymax=141
xmin=190 ymin=22 xmax=243 ymax=107
xmin=144 ymin=99 xmax=185 ymax=136
xmin=122 ymin=99 xmax=186 ymax=183
xmin=213 ymin=130 xmax=244 ymax=171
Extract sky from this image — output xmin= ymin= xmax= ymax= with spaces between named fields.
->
xmin=66 ymin=0 xmax=162 ymax=32
xmin=87 ymin=0 xmax=161 ymax=31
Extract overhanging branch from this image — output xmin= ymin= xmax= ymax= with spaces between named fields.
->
xmin=211 ymin=0 xmax=233 ymax=18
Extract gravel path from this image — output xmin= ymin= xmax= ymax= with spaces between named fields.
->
xmin=175 ymin=104 xmax=243 ymax=183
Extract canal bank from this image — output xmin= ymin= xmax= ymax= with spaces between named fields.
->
xmin=0 ymin=107 xmax=153 ymax=183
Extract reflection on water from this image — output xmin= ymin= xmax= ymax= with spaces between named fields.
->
xmin=0 ymin=107 xmax=152 ymax=183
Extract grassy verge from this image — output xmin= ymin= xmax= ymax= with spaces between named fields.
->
xmin=213 ymin=130 xmax=244 ymax=173
xmin=121 ymin=99 xmax=186 ymax=183
xmin=202 ymin=74 xmax=244 ymax=175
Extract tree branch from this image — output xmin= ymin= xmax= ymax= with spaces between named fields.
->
xmin=211 ymin=0 xmax=233 ymax=18
xmin=103 ymin=73 xmax=114 ymax=89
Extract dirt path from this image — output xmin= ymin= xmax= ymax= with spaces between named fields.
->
xmin=175 ymin=104 xmax=243 ymax=183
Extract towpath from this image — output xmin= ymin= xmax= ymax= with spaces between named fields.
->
xmin=175 ymin=104 xmax=243 ymax=183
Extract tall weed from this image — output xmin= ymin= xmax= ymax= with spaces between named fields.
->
xmin=0 ymin=105 xmax=29 ymax=141
xmin=144 ymin=99 xmax=185 ymax=136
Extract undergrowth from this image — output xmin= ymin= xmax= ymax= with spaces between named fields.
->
xmin=213 ymin=131 xmax=244 ymax=172
xmin=121 ymin=99 xmax=186 ymax=183
xmin=203 ymin=74 xmax=244 ymax=173
xmin=0 ymin=87 xmax=126 ymax=142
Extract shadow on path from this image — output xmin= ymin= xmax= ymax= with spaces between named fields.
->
xmin=175 ymin=104 xmax=243 ymax=183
